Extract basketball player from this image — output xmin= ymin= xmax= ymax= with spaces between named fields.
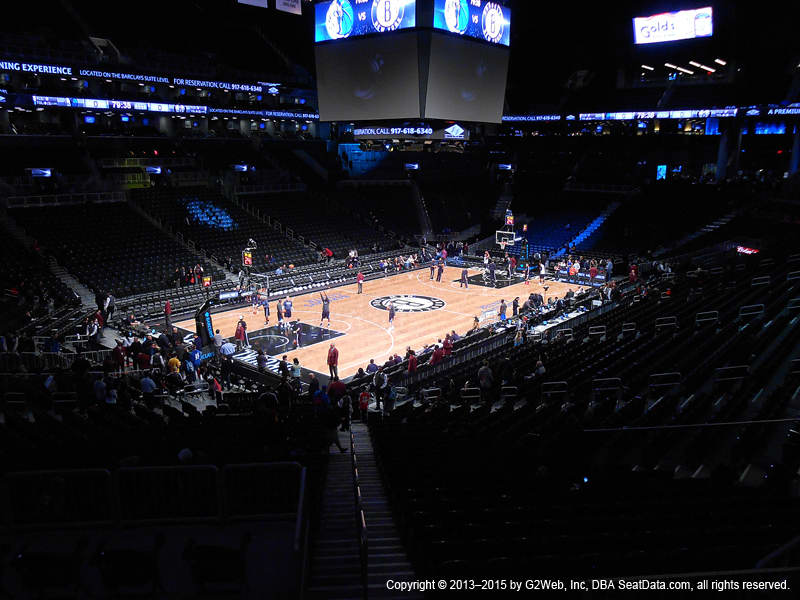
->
xmin=251 ymin=292 xmax=259 ymax=315
xmin=436 ymin=259 xmax=444 ymax=283
xmin=263 ymin=296 xmax=270 ymax=325
xmin=488 ymin=260 xmax=497 ymax=287
xmin=388 ymin=301 xmax=396 ymax=331
xmin=283 ymin=296 xmax=293 ymax=319
xmin=524 ymin=262 xmax=531 ymax=286
xmin=357 ymin=271 xmax=364 ymax=294
xmin=429 ymin=258 xmax=436 ymax=280
xmin=276 ymin=299 xmax=283 ymax=330
xmin=291 ymin=319 xmax=302 ymax=348
xmin=320 ymin=292 xmax=331 ymax=328
xmin=460 ymin=267 xmax=469 ymax=288
xmin=483 ymin=250 xmax=490 ymax=268
xmin=539 ymin=260 xmax=546 ymax=285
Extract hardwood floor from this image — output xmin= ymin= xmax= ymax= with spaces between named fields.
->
xmin=175 ymin=267 xmax=586 ymax=378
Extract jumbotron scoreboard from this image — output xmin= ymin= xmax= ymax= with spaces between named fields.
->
xmin=314 ymin=0 xmax=511 ymax=123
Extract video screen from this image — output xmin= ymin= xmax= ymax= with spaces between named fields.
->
xmin=633 ymin=7 xmax=713 ymax=45
xmin=315 ymin=0 xmax=416 ymax=42
xmin=432 ymin=0 xmax=511 ymax=47
xmin=315 ymin=31 xmax=421 ymax=121
xmin=424 ymin=33 xmax=509 ymax=123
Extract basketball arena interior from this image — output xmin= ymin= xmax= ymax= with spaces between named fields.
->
xmin=1 ymin=1 xmax=800 ymax=597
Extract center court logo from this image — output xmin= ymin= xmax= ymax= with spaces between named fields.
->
xmin=370 ymin=295 xmax=446 ymax=313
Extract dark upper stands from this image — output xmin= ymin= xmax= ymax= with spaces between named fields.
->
xmin=246 ymin=190 xmax=404 ymax=257
xmin=10 ymin=202 xmax=222 ymax=297
xmin=0 ymin=229 xmax=78 ymax=333
xmin=131 ymin=186 xmax=318 ymax=269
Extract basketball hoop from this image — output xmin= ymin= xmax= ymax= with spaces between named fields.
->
xmin=499 ymin=241 xmax=507 ymax=252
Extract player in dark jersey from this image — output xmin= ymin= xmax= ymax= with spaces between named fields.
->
xmin=283 ymin=296 xmax=293 ymax=319
xmin=460 ymin=267 xmax=469 ymax=288
xmin=276 ymin=300 xmax=283 ymax=330
xmin=263 ymin=296 xmax=270 ymax=325
xmin=320 ymin=292 xmax=331 ymax=328
xmin=291 ymin=319 xmax=302 ymax=348
xmin=388 ymin=301 xmax=396 ymax=331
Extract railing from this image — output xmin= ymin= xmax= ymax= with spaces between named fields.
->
xmin=235 ymin=182 xmax=307 ymax=194
xmin=655 ymin=316 xmax=678 ymax=332
xmin=562 ymin=182 xmax=637 ymax=194
xmin=6 ymin=191 xmax=126 ymax=208
xmin=714 ymin=365 xmax=750 ymax=383
xmin=350 ymin=431 xmax=368 ymax=600
xmin=3 ymin=462 xmax=306 ymax=531
xmin=592 ymin=377 xmax=622 ymax=401
xmin=696 ymin=310 xmax=720 ymax=326
xmin=648 ymin=371 xmax=681 ymax=391
xmin=98 ymin=157 xmax=196 ymax=169
xmin=541 ymin=381 xmax=568 ymax=400
xmin=0 ymin=351 xmax=112 ymax=372
xmin=752 ymin=275 xmax=771 ymax=287
xmin=171 ymin=170 xmax=210 ymax=186
xmin=739 ymin=304 xmax=765 ymax=319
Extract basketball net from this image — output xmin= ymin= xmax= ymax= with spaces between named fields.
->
xmin=499 ymin=241 xmax=507 ymax=252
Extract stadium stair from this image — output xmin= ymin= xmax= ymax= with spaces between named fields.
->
xmin=413 ymin=182 xmax=434 ymax=236
xmin=292 ymin=148 xmax=329 ymax=182
xmin=653 ymin=210 xmax=739 ymax=258
xmin=491 ymin=193 xmax=513 ymax=221
xmin=308 ymin=423 xmax=419 ymax=599
xmin=553 ymin=200 xmax=621 ymax=256
xmin=46 ymin=256 xmax=95 ymax=308
xmin=127 ymin=195 xmax=239 ymax=286
xmin=0 ymin=208 xmax=94 ymax=307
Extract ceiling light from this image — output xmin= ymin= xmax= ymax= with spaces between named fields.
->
xmin=689 ymin=61 xmax=716 ymax=72
xmin=714 ymin=58 xmax=727 ymax=66
xmin=641 ymin=64 xmax=654 ymax=71
xmin=676 ymin=67 xmax=694 ymax=74
xmin=664 ymin=62 xmax=678 ymax=69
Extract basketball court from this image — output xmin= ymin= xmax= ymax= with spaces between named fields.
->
xmin=174 ymin=265 xmax=588 ymax=381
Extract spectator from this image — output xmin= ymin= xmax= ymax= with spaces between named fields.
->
xmin=256 ymin=348 xmax=268 ymax=373
xmin=373 ymin=368 xmax=388 ymax=411
xmin=407 ymin=350 xmax=418 ymax=374
xmin=327 ymin=343 xmax=339 ymax=379
xmin=214 ymin=329 xmax=225 ymax=353
xmin=478 ymin=360 xmax=494 ymax=401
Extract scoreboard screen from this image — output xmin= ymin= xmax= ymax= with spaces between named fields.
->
xmin=433 ymin=0 xmax=511 ymax=47
xmin=315 ymin=0 xmax=416 ymax=42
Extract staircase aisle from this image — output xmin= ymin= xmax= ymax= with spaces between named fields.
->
xmin=1 ymin=208 xmax=94 ymax=307
xmin=307 ymin=422 xmax=421 ymax=599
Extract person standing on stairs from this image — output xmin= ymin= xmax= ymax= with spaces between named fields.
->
xmin=323 ymin=404 xmax=346 ymax=453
